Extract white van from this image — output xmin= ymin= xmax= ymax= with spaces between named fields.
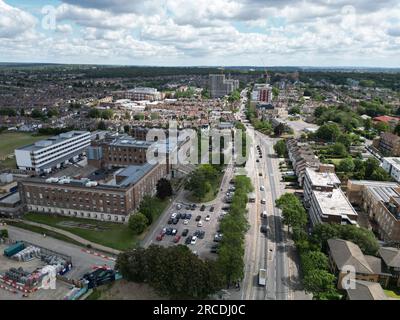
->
xmin=261 ymin=211 xmax=267 ymax=218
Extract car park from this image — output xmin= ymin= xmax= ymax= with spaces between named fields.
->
xmin=197 ymin=221 xmax=203 ymax=227
xmin=182 ymin=229 xmax=189 ymax=237
xmin=205 ymin=215 xmax=211 ymax=221
xmin=191 ymin=236 xmax=197 ymax=245
xmin=195 ymin=215 xmax=202 ymax=222
xmin=172 ymin=218 xmax=179 ymax=225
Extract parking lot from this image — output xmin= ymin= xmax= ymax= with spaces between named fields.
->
xmin=153 ymin=202 xmax=225 ymax=260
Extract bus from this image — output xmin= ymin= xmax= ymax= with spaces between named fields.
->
xmin=258 ymin=268 xmax=267 ymax=286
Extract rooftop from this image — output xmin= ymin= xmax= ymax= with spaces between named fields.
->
xmin=383 ymin=157 xmax=400 ymax=168
xmin=306 ymin=167 xmax=341 ymax=188
xmin=314 ymin=188 xmax=358 ymax=220
xmin=16 ymin=131 xmax=90 ymax=152
xmin=116 ymin=163 xmax=156 ymax=186
xmin=378 ymin=247 xmax=400 ymax=268
xmin=346 ymin=280 xmax=388 ymax=300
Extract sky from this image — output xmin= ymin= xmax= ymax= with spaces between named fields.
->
xmin=0 ymin=0 xmax=400 ymax=67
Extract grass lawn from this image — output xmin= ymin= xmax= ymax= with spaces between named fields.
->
xmin=23 ymin=213 xmax=138 ymax=251
xmin=0 ymin=132 xmax=50 ymax=159
xmin=325 ymin=158 xmax=344 ymax=166
xmin=384 ymin=289 xmax=400 ymax=299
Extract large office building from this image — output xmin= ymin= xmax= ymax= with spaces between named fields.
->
xmin=209 ymin=74 xmax=239 ymax=98
xmin=124 ymin=87 xmax=162 ymax=101
xmin=19 ymin=162 xmax=168 ymax=223
xmin=15 ymin=131 xmax=91 ymax=175
xmin=304 ymin=167 xmax=358 ymax=226
xmin=252 ymin=83 xmax=273 ymax=104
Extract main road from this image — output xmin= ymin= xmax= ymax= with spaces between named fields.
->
xmin=237 ymin=95 xmax=290 ymax=300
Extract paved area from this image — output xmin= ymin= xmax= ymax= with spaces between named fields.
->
xmin=3 ymin=225 xmax=115 ymax=279
xmin=286 ymin=119 xmax=319 ymax=138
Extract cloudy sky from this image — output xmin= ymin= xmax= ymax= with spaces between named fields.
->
xmin=1 ymin=0 xmax=400 ymax=67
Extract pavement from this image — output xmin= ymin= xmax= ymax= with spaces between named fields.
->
xmin=286 ymin=119 xmax=319 ymax=138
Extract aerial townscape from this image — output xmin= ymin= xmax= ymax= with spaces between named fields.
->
xmin=0 ymin=0 xmax=400 ymax=307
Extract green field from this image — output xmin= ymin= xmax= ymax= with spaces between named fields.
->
xmin=0 ymin=132 xmax=50 ymax=168
xmin=23 ymin=213 xmax=139 ymax=251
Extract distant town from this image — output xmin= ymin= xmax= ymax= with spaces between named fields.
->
xmin=0 ymin=64 xmax=400 ymax=301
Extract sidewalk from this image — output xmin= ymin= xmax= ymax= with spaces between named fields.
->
xmin=7 ymin=219 xmax=121 ymax=256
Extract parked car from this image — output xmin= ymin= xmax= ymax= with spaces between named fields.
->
xmin=197 ymin=221 xmax=203 ymax=227
xmin=195 ymin=215 xmax=202 ymax=222
xmin=166 ymin=228 xmax=173 ymax=235
xmin=173 ymin=235 xmax=181 ymax=243
xmin=211 ymin=244 xmax=219 ymax=253
xmin=176 ymin=213 xmax=181 ymax=220
xmin=185 ymin=236 xmax=192 ymax=245
xmin=183 ymin=219 xmax=189 ymax=225
xmin=256 ymin=159 xmax=260 ymax=163
xmin=261 ymin=199 xmax=266 ymax=204
xmin=260 ymin=185 xmax=265 ymax=191
xmin=182 ymin=229 xmax=189 ymax=237
xmin=176 ymin=204 xmax=182 ymax=210
xmin=172 ymin=218 xmax=179 ymax=225
xmin=171 ymin=229 xmax=178 ymax=236
xmin=156 ymin=234 xmax=164 ymax=241
xmin=214 ymin=233 xmax=223 ymax=242
xmin=191 ymin=204 xmax=197 ymax=210
xmin=161 ymin=228 xmax=167 ymax=235
xmin=209 ymin=206 xmax=215 ymax=212
xmin=185 ymin=205 xmax=191 ymax=210
xmin=191 ymin=236 xmax=197 ymax=245
xmin=171 ymin=212 xmax=177 ymax=219
xmin=205 ymin=215 xmax=211 ymax=221
xmin=200 ymin=205 xmax=206 ymax=211
xmin=198 ymin=231 xmax=205 ymax=239
xmin=186 ymin=213 xmax=192 ymax=220
xmin=180 ymin=213 xmax=186 ymax=220
xmin=222 ymin=206 xmax=230 ymax=211
xmin=167 ymin=218 xmax=173 ymax=225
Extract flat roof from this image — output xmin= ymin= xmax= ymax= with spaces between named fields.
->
xmin=116 ymin=163 xmax=156 ymax=186
xmin=306 ymin=168 xmax=341 ymax=188
xmin=383 ymin=157 xmax=400 ymax=169
xmin=313 ymin=188 xmax=358 ymax=219
xmin=16 ymin=131 xmax=90 ymax=152
xmin=368 ymin=185 xmax=400 ymax=203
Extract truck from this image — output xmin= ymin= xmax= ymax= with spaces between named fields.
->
xmin=4 ymin=242 xmax=25 ymax=257
xmin=258 ymin=268 xmax=267 ymax=286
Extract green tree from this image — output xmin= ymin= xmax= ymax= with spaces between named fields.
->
xmin=101 ymin=109 xmax=114 ymax=120
xmin=276 ymin=193 xmax=307 ymax=231
xmin=128 ymin=213 xmax=149 ymax=235
xmin=330 ymin=142 xmax=348 ymax=157
xmin=31 ymin=109 xmax=44 ymax=119
xmin=156 ymin=178 xmax=173 ymax=199
xmin=289 ymin=106 xmax=301 ymax=115
xmin=374 ymin=121 xmax=390 ymax=133
xmin=303 ymin=270 xmax=337 ymax=299
xmin=394 ymin=123 xmax=400 ymax=136
xmin=337 ymin=134 xmax=352 ymax=149
xmin=315 ymin=123 xmax=341 ymax=142
xmin=370 ymin=167 xmax=391 ymax=182
xmin=274 ymin=140 xmax=287 ymax=157
xmin=337 ymin=158 xmax=355 ymax=173
xmin=88 ymin=108 xmax=101 ymax=118
xmin=301 ymin=251 xmax=329 ymax=275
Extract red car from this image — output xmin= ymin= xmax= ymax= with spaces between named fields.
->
xmin=156 ymin=233 xmax=164 ymax=241
xmin=173 ymin=235 xmax=181 ymax=243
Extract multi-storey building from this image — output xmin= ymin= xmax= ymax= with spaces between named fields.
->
xmin=304 ymin=167 xmax=358 ymax=226
xmin=15 ymin=131 xmax=91 ymax=175
xmin=347 ymin=180 xmax=400 ymax=242
xmin=373 ymin=132 xmax=400 ymax=156
xmin=382 ymin=157 xmax=400 ymax=183
xmin=286 ymin=139 xmax=321 ymax=186
xmin=19 ymin=162 xmax=168 ymax=223
xmin=252 ymin=83 xmax=273 ymax=104
xmin=209 ymin=74 xmax=239 ymax=98
xmin=124 ymin=87 xmax=162 ymax=101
